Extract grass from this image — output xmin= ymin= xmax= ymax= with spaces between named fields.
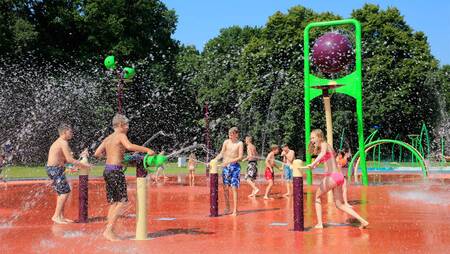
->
xmin=1 ymin=160 xmax=448 ymax=179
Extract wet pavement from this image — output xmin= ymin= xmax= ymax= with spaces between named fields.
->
xmin=0 ymin=175 xmax=449 ymax=253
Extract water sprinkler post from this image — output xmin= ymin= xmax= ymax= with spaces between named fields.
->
xmin=135 ymin=158 xmax=148 ymax=240
xmin=292 ymin=160 xmax=305 ymax=231
xmin=78 ymin=156 xmax=89 ymax=223
xmin=209 ymin=159 xmax=219 ymax=217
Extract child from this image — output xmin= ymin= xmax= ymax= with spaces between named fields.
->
xmin=336 ymin=150 xmax=351 ymax=207
xmin=307 ymin=129 xmax=368 ymax=229
xmin=94 ymin=114 xmax=154 ymax=241
xmin=264 ymin=145 xmax=281 ymax=200
xmin=281 ymin=144 xmax=295 ymax=197
xmin=214 ymin=127 xmax=244 ymax=216
xmin=46 ymin=123 xmax=91 ymax=224
xmin=243 ymin=136 xmax=259 ymax=197
xmin=188 ymin=153 xmax=197 ymax=186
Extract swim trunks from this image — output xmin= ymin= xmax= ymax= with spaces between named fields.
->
xmin=103 ymin=164 xmax=128 ymax=203
xmin=245 ymin=161 xmax=258 ymax=181
xmin=46 ymin=166 xmax=71 ymax=195
xmin=264 ymin=167 xmax=274 ymax=181
xmin=222 ymin=163 xmax=241 ymax=188
xmin=283 ymin=165 xmax=293 ymax=181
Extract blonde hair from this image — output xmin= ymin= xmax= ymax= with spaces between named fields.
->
xmin=188 ymin=153 xmax=196 ymax=160
xmin=308 ymin=129 xmax=325 ymax=155
xmin=112 ymin=114 xmax=129 ymax=128
xmin=228 ymin=127 xmax=239 ymax=135
xmin=270 ymin=144 xmax=279 ymax=152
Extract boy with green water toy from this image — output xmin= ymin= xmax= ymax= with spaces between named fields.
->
xmin=94 ymin=114 xmax=154 ymax=241
xmin=214 ymin=127 xmax=244 ymax=216
xmin=46 ymin=124 xmax=91 ymax=224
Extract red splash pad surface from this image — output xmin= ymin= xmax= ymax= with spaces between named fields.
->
xmin=1 ymin=175 xmax=449 ymax=254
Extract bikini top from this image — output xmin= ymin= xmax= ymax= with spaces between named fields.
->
xmin=318 ymin=151 xmax=334 ymax=164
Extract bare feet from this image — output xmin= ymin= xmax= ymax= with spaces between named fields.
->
xmin=314 ymin=224 xmax=324 ymax=229
xmin=52 ymin=216 xmax=68 ymax=224
xmin=263 ymin=196 xmax=274 ymax=200
xmin=223 ymin=208 xmax=231 ymax=215
xmin=231 ymin=211 xmax=238 ymax=216
xmin=359 ymin=221 xmax=369 ymax=229
xmin=248 ymin=188 xmax=259 ymax=197
xmin=345 ymin=203 xmax=353 ymax=208
xmin=253 ymin=188 xmax=259 ymax=196
xmin=282 ymin=193 xmax=291 ymax=197
xmin=62 ymin=217 xmax=73 ymax=223
xmin=103 ymin=230 xmax=121 ymax=241
xmin=248 ymin=193 xmax=255 ymax=197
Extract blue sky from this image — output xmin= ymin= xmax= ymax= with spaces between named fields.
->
xmin=161 ymin=0 xmax=450 ymax=65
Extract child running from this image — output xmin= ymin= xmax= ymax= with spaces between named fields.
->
xmin=94 ymin=114 xmax=154 ymax=241
xmin=281 ymin=144 xmax=295 ymax=197
xmin=214 ymin=127 xmax=244 ymax=216
xmin=243 ymin=135 xmax=259 ymax=197
xmin=307 ymin=129 xmax=368 ymax=229
xmin=46 ymin=123 xmax=91 ymax=224
xmin=188 ymin=153 xmax=197 ymax=186
xmin=263 ymin=145 xmax=280 ymax=200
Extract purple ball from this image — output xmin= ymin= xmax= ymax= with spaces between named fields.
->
xmin=312 ymin=32 xmax=353 ymax=73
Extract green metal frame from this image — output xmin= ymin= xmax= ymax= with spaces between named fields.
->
xmin=304 ymin=19 xmax=368 ymax=185
xmin=347 ymin=139 xmax=429 ymax=180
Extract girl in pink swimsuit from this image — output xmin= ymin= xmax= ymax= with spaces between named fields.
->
xmin=308 ymin=129 xmax=369 ymax=229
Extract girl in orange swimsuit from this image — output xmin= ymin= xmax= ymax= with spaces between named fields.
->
xmin=307 ymin=129 xmax=369 ymax=229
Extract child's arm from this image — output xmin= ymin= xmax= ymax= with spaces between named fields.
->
xmin=214 ymin=140 xmax=227 ymax=161
xmin=94 ymin=141 xmax=106 ymax=159
xmin=119 ymin=134 xmax=154 ymax=155
xmin=308 ymin=143 xmax=327 ymax=169
xmin=61 ymin=142 xmax=90 ymax=169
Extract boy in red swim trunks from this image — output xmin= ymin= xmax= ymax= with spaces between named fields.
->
xmin=263 ymin=145 xmax=280 ymax=200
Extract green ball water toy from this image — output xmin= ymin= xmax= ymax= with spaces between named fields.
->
xmin=143 ymin=154 xmax=157 ymax=173
xmin=155 ymin=155 xmax=168 ymax=167
xmin=123 ymin=67 xmax=135 ymax=79
xmin=104 ymin=55 xmax=116 ymax=69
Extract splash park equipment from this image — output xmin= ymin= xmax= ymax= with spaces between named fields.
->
xmin=122 ymin=153 xmax=167 ymax=174
xmin=304 ymin=19 xmax=368 ymax=185
xmin=209 ymin=159 xmax=219 ymax=217
xmin=103 ymin=55 xmax=136 ymax=113
xmin=312 ymin=32 xmax=353 ymax=73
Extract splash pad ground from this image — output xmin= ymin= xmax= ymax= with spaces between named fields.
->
xmin=1 ymin=173 xmax=449 ymax=254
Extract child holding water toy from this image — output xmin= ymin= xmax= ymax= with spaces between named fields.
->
xmin=263 ymin=145 xmax=281 ymax=200
xmin=188 ymin=153 xmax=197 ymax=186
xmin=307 ymin=129 xmax=368 ymax=229
xmin=214 ymin=127 xmax=243 ymax=216
xmin=46 ymin=124 xmax=91 ymax=224
xmin=154 ymin=151 xmax=168 ymax=182
xmin=94 ymin=114 xmax=155 ymax=241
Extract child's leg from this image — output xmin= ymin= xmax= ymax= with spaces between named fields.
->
xmin=223 ymin=185 xmax=230 ymax=213
xmin=192 ymin=171 xmax=195 ymax=185
xmin=232 ymin=187 xmax=238 ymax=216
xmin=314 ymin=178 xmax=335 ymax=228
xmin=52 ymin=193 xmax=69 ymax=224
xmin=104 ymin=201 xmax=127 ymax=240
xmin=264 ymin=180 xmax=274 ymax=199
xmin=332 ymin=186 xmax=368 ymax=228
xmin=343 ymin=178 xmax=351 ymax=207
xmin=246 ymin=179 xmax=258 ymax=197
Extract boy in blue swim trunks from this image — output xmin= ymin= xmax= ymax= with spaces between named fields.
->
xmin=95 ymin=114 xmax=154 ymax=241
xmin=46 ymin=123 xmax=91 ymax=224
xmin=214 ymin=127 xmax=243 ymax=216
xmin=281 ymin=144 xmax=295 ymax=197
